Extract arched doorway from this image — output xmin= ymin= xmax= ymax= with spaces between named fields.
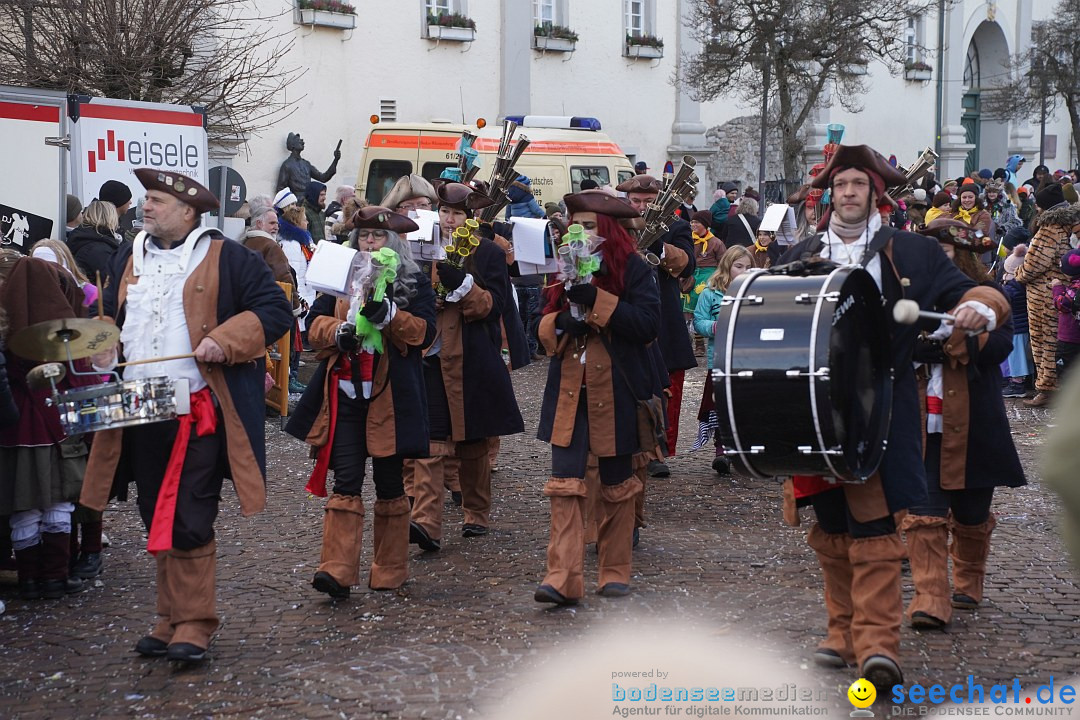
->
xmin=962 ymin=21 xmax=1010 ymax=176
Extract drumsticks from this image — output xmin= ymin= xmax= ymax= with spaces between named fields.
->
xmin=95 ymin=271 xmax=105 ymax=320
xmin=115 ymin=353 xmax=197 ymax=368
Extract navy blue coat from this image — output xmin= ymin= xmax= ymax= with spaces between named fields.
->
xmin=655 ymin=219 xmax=698 ymax=373
xmin=780 ymin=230 xmax=985 ymax=513
xmin=1002 ymin=278 xmax=1030 ymax=335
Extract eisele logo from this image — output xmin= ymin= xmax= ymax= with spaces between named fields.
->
xmin=86 ymin=129 xmax=201 ymax=173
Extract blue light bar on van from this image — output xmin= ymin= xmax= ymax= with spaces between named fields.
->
xmin=503 ymin=116 xmax=602 ymax=131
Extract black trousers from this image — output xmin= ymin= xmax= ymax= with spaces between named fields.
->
xmin=810 ymin=488 xmax=896 ymax=538
xmin=908 ymin=433 xmax=994 ymax=524
xmin=330 ymin=391 xmax=404 ymax=500
xmin=1057 ymin=340 xmax=1080 ymax=385
xmin=129 ymin=411 xmax=226 ymax=551
xmin=422 ymin=357 xmax=452 ymax=441
xmin=551 ymin=389 xmax=632 ymax=485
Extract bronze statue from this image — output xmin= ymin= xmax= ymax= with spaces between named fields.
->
xmin=276 ymin=133 xmax=341 ymax=197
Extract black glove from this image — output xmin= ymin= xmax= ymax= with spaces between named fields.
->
xmin=565 ymin=283 xmax=598 ymax=306
xmin=359 ymin=298 xmax=391 ymax=325
xmin=437 ymin=262 xmax=466 ymax=292
xmin=912 ymin=335 xmax=946 ymax=364
xmin=555 ymin=309 xmax=590 ymax=337
xmin=335 ymin=323 xmax=359 ymax=353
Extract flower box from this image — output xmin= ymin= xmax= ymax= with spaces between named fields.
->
xmin=297 ymin=8 xmax=356 ymax=28
xmin=843 ymin=63 xmax=868 ymax=76
xmin=625 ymin=43 xmax=663 ymax=59
xmin=905 ymin=68 xmax=932 ymax=81
xmin=428 ymin=24 xmax=476 ymax=42
xmin=533 ymin=35 xmax=576 ymax=52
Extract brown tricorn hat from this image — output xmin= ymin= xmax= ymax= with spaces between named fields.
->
xmin=615 ymin=174 xmax=662 ymax=194
xmin=809 ymin=144 xmax=908 ymax=193
xmin=380 ymin=174 xmax=437 ymax=210
xmin=134 ymin=168 xmax=219 ymax=213
xmin=917 ymin=217 xmax=994 ymax=252
xmin=435 ymin=181 xmax=495 ymax=211
xmin=563 ymin=190 xmax=640 ymax=219
xmin=350 ymin=205 xmax=419 ymax=234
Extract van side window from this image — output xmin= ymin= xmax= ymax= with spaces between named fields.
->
xmin=422 ymin=162 xmax=455 ymax=183
xmin=617 ymin=170 xmax=634 ymax=186
xmin=571 ymin=166 xmax=610 ymax=192
xmin=366 ymin=160 xmax=412 ymax=204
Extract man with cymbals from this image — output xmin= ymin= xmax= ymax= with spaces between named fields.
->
xmin=81 ymin=169 xmax=292 ymax=662
xmin=777 ymin=145 xmax=1009 ymax=688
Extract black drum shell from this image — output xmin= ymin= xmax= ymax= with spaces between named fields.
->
xmin=712 ymin=267 xmax=891 ymax=482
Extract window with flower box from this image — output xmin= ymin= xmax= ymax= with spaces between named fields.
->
xmin=295 ymin=0 xmax=357 ymax=30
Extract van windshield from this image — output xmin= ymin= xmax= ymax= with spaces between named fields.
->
xmin=422 ymin=162 xmax=455 ymax=183
xmin=617 ymin=170 xmax=634 ymax=186
xmin=366 ymin=160 xmax=412 ymax=204
xmin=570 ymin=166 xmax=610 ymax=192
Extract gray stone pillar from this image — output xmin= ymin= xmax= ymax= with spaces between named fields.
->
xmin=499 ymin=0 xmax=532 ymax=120
xmin=669 ymin=0 xmax=710 ymax=205
xmin=938 ymin=2 xmax=973 ymax=180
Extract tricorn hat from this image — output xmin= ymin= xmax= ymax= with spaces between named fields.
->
xmin=380 ymin=174 xmax=438 ymax=210
xmin=809 ymin=144 xmax=908 ymax=194
xmin=435 ymin=181 xmax=495 ymax=211
xmin=615 ymin=174 xmax=662 ymax=194
xmin=350 ymin=205 xmax=419 ymax=234
xmin=563 ymin=190 xmax=640 ymax=219
xmin=917 ymin=217 xmax=994 ymax=253
xmin=134 ymin=168 xmax=218 ymax=213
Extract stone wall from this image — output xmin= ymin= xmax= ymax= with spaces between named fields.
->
xmin=703 ymin=116 xmax=793 ymax=195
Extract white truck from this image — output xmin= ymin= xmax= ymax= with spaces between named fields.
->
xmin=0 ymin=86 xmax=210 ymax=252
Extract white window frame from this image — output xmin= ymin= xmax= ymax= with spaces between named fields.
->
xmin=624 ymin=0 xmax=655 ymax=39
xmin=425 ymin=0 xmax=466 ymax=17
xmin=905 ymin=15 xmax=925 ymax=65
xmin=534 ymin=0 xmax=570 ymax=29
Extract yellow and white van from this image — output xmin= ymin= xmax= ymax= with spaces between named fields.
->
xmin=356 ymin=116 xmax=635 ymax=207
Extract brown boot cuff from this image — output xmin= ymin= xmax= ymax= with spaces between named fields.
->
xmin=170 ymin=539 xmax=217 ymax=560
xmin=849 ymin=533 xmax=907 ymax=564
xmin=374 ymin=496 xmax=411 ymax=517
xmin=900 ymin=514 xmax=948 ymax=532
xmin=326 ymin=493 xmax=365 ymax=515
xmin=543 ymin=478 xmax=588 ymax=498
xmin=806 ymin=524 xmax=852 ymax=558
xmin=950 ymin=513 xmax=997 ymax=539
xmin=600 ymin=476 xmax=643 ymax=504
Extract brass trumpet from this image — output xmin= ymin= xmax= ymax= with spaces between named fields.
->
xmin=887 ymin=147 xmax=938 ymax=198
xmin=478 ymin=120 xmax=531 ymax=222
xmin=437 ymin=219 xmax=480 ymax=299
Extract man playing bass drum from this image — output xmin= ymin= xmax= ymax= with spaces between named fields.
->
xmin=776 ymin=145 xmax=1009 ymax=689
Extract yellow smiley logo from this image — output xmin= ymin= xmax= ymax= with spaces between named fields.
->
xmin=848 ymin=678 xmax=877 ymax=708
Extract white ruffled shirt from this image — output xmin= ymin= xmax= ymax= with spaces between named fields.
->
xmin=119 ymin=229 xmax=211 ymax=392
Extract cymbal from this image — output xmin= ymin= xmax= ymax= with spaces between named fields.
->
xmin=25 ymin=362 xmax=67 ymax=391
xmin=9 ymin=318 xmax=120 ymax=362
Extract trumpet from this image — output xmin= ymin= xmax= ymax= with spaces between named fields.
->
xmin=887 ymin=147 xmax=938 ymax=198
xmin=477 ymin=120 xmax=531 ymax=222
xmin=437 ymin=219 xmax=480 ymax=299
xmin=637 ymin=155 xmax=698 ymax=263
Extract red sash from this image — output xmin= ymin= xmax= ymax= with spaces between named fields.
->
xmin=792 ymin=474 xmax=836 ymax=499
xmin=146 ymin=388 xmax=217 ymax=555
xmin=926 ymin=396 xmax=943 ymax=415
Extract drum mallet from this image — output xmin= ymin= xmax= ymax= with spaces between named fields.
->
xmin=892 ymin=299 xmax=954 ymax=326
xmin=115 ymin=353 xmax=197 ymax=368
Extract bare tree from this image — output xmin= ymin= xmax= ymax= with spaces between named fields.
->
xmin=0 ymin=0 xmax=303 ymax=142
xmin=681 ymin=0 xmax=939 ymax=179
xmin=982 ymin=0 xmax=1080 ymax=163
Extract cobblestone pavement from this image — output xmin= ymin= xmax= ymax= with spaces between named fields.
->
xmin=0 ymin=358 xmax=1077 ymax=719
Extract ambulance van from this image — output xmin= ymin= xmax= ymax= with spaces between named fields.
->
xmin=356 ymin=116 xmax=635 ymax=207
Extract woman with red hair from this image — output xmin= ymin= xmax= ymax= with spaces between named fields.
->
xmin=533 ymin=191 xmax=661 ymax=605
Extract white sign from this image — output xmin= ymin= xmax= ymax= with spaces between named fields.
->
xmin=70 ymin=97 xmax=208 ymax=207
xmin=760 ymin=203 xmax=798 ymax=245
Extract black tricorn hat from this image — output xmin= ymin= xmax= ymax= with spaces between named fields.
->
xmin=564 ymin=190 xmax=640 ymax=219
xmin=134 ymin=168 xmax=218 ymax=213
xmin=810 ymin=144 xmax=908 ymax=191
xmin=917 ymin=217 xmax=994 ymax=252
xmin=350 ymin=205 xmax=419 ymax=234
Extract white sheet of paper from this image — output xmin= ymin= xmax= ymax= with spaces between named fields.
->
xmin=407 ymin=209 xmax=445 ymax=262
xmin=307 ymin=242 xmax=358 ymax=297
xmin=510 ymin=216 xmax=551 ymax=265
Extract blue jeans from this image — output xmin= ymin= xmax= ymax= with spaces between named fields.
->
xmin=515 ymin=285 xmax=541 ymax=356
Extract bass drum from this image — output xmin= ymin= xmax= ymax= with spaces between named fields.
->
xmin=712 ymin=266 xmax=892 ymax=482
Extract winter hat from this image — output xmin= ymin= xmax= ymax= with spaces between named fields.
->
xmin=66 ymin=194 xmax=83 ymax=224
xmin=911 ymin=188 xmax=928 ymax=206
xmin=978 ymin=168 xmax=993 ymax=180
xmin=1003 ymin=226 xmax=1031 ymax=251
xmin=993 ymin=168 xmax=1007 ymax=180
xmin=508 ymin=175 xmax=532 ymax=204
xmin=932 ymin=191 xmax=952 ymax=208
xmin=721 ymin=181 xmax=738 ymax=193
xmin=691 ymin=210 xmax=713 ymax=228
xmin=1064 ymin=182 xmax=1079 ymax=204
xmin=985 ymin=178 xmax=1005 ymax=194
xmin=1018 ymin=186 xmax=1030 ymax=196
xmin=544 ymin=202 xmax=562 ymax=218
xmin=273 ymin=188 xmax=297 ymax=210
xmin=1061 ymin=249 xmax=1080 ymax=278
xmin=1003 ymin=250 xmax=1025 ymax=277
xmin=1036 ymin=182 xmax=1067 ymax=211
xmin=98 ymin=179 xmax=132 ymax=209
xmin=304 ymin=180 xmax=326 ymax=207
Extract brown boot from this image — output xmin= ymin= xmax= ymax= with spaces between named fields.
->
xmin=901 ymin=514 xmax=951 ymax=628
xmin=135 ymin=552 xmax=173 ymax=657
xmin=370 ymin=496 xmax=410 ymax=590
xmin=633 ymin=453 xmax=649 ymax=531
xmin=408 ymin=441 xmax=451 ymax=550
xmin=458 ymin=439 xmax=492 ymax=534
xmin=40 ymin=531 xmax=84 ymax=598
xmin=583 ymin=456 xmax=600 ymax=546
xmin=536 ymin=478 xmax=587 ymax=604
xmin=849 ymin=533 xmax=906 ymax=688
xmin=805 ymin=524 xmax=855 ymax=667
xmin=314 ymin=494 xmax=365 ymax=597
xmin=951 ymin=514 xmax=996 ymax=609
xmin=487 ymin=436 xmax=500 ymax=471
xmin=166 ymin=540 xmax=219 ymax=661
xmin=596 ymin=476 xmax=642 ymax=596
xmin=15 ymin=543 xmax=42 ymax=600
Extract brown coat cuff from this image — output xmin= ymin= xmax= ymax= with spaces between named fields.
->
xmin=459 ymin=284 xmax=493 ymax=321
xmin=586 ymin=288 xmax=618 ymax=330
xmin=659 ymin=243 xmax=689 ymax=277
xmin=388 ymin=309 xmax=428 ymax=354
xmin=308 ymin=314 xmax=343 ymax=353
xmin=207 ymin=310 xmax=269 ymax=364
xmin=944 ymin=286 xmax=1010 ymax=365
